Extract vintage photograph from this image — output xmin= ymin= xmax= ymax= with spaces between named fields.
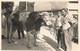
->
xmin=1 ymin=0 xmax=78 ymax=51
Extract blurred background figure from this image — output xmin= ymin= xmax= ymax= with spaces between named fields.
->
xmin=2 ymin=9 xmax=7 ymax=39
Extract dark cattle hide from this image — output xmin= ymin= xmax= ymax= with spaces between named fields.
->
xmin=12 ymin=12 xmax=25 ymax=39
xmin=25 ymin=12 xmax=46 ymax=48
xmin=25 ymin=12 xmax=45 ymax=31
xmin=7 ymin=11 xmax=25 ymax=43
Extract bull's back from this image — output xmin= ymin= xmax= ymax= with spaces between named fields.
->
xmin=25 ymin=18 xmax=35 ymax=31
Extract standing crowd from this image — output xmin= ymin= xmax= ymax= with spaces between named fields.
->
xmin=39 ymin=8 xmax=77 ymax=51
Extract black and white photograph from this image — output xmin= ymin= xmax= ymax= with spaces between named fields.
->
xmin=1 ymin=0 xmax=79 ymax=51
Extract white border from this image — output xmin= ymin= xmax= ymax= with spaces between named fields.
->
xmin=0 ymin=0 xmax=79 ymax=51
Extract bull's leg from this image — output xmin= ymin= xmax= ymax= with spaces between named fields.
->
xmin=10 ymin=27 xmax=16 ymax=42
xmin=17 ymin=30 xmax=21 ymax=39
xmin=34 ymin=31 xmax=38 ymax=46
xmin=22 ymin=22 xmax=25 ymax=38
xmin=22 ymin=30 xmax=25 ymax=38
xmin=7 ymin=27 xmax=9 ymax=39
xmin=8 ymin=33 xmax=11 ymax=43
xmin=10 ymin=32 xmax=14 ymax=42
xmin=7 ymin=28 xmax=9 ymax=39
xmin=7 ymin=22 xmax=10 ymax=39
xmin=27 ymin=32 xmax=31 ymax=48
xmin=7 ymin=19 xmax=13 ymax=43
xmin=8 ymin=26 xmax=12 ymax=43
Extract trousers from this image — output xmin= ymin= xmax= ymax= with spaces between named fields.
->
xmin=63 ymin=27 xmax=73 ymax=51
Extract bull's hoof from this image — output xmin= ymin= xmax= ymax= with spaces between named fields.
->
xmin=18 ymin=37 xmax=21 ymax=39
xmin=11 ymin=40 xmax=15 ymax=42
xmin=34 ymin=43 xmax=38 ymax=47
xmin=27 ymin=45 xmax=31 ymax=49
xmin=7 ymin=37 xmax=9 ymax=39
xmin=23 ymin=37 xmax=25 ymax=39
xmin=8 ymin=41 xmax=11 ymax=43
xmin=22 ymin=36 xmax=25 ymax=38
xmin=13 ymin=37 xmax=15 ymax=39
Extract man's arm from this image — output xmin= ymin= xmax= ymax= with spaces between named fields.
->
xmin=68 ymin=15 xmax=78 ymax=27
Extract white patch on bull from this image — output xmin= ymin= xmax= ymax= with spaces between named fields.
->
xmin=24 ymin=30 xmax=27 ymax=35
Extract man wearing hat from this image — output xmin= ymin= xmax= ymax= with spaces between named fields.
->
xmin=61 ymin=8 xmax=77 ymax=51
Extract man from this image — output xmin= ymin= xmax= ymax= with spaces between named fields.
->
xmin=61 ymin=8 xmax=77 ymax=51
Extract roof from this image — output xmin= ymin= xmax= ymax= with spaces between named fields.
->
xmin=34 ymin=2 xmax=68 ymax=11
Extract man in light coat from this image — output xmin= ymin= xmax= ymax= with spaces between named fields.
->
xmin=61 ymin=8 xmax=77 ymax=51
